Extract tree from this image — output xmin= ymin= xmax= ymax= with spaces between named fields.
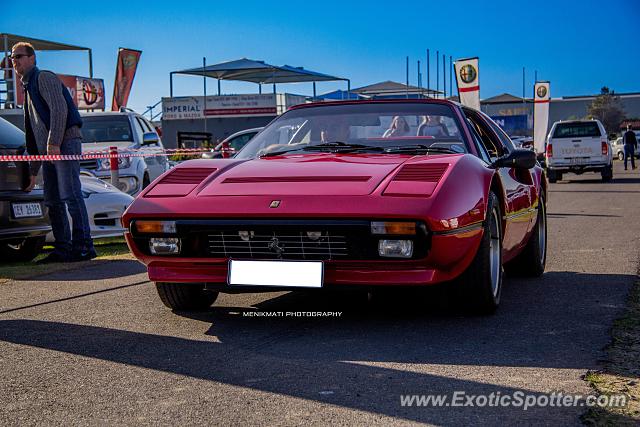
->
xmin=587 ymin=87 xmax=625 ymax=134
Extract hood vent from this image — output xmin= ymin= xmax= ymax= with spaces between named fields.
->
xmin=393 ymin=164 xmax=448 ymax=182
xmin=222 ymin=175 xmax=371 ymax=184
xmin=159 ymin=168 xmax=217 ymax=185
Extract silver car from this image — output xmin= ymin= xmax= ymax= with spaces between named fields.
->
xmin=79 ymin=111 xmax=170 ymax=195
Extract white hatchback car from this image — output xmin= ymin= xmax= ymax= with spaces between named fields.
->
xmin=46 ymin=175 xmax=134 ymax=242
xmin=79 ymin=110 xmax=169 ymax=195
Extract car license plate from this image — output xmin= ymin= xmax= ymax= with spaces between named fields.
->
xmin=228 ymin=260 xmax=323 ymax=288
xmin=570 ymin=157 xmax=589 ymax=165
xmin=11 ymin=202 xmax=43 ymax=218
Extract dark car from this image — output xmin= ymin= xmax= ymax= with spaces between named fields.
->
xmin=202 ymin=127 xmax=262 ymax=159
xmin=0 ymin=117 xmax=50 ymax=262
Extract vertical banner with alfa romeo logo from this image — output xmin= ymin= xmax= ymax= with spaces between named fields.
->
xmin=112 ymin=48 xmax=142 ymax=111
xmin=533 ymin=82 xmax=550 ymax=154
xmin=454 ymin=57 xmax=480 ymax=110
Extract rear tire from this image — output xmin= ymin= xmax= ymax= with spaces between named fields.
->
xmin=601 ymin=165 xmax=613 ymax=182
xmin=504 ymin=194 xmax=547 ymax=277
xmin=454 ymin=191 xmax=503 ymax=315
xmin=547 ymin=169 xmax=560 ymax=183
xmin=618 ymin=152 xmax=624 ymax=161
xmin=155 ymin=282 xmax=218 ymax=311
xmin=0 ymin=236 xmax=46 ymax=262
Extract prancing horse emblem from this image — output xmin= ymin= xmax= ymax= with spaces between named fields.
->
xmin=270 ymin=200 xmax=281 ymax=208
xmin=268 ymin=237 xmax=284 ymax=257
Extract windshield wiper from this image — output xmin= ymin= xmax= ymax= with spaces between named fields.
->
xmin=303 ymin=142 xmax=382 ymax=152
xmin=260 ymin=142 xmax=382 ymax=157
xmin=260 ymin=146 xmax=308 ymax=157
xmin=383 ymin=145 xmax=460 ymax=154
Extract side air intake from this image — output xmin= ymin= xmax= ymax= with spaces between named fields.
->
xmin=159 ymin=168 xmax=218 ymax=184
xmin=384 ymin=163 xmax=449 ymax=197
xmin=393 ymin=164 xmax=448 ymax=182
xmin=145 ymin=168 xmax=218 ymax=197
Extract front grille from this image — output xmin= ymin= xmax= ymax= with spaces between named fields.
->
xmin=131 ymin=219 xmax=430 ymax=260
xmin=80 ymin=159 xmax=97 ymax=170
xmin=207 ymin=230 xmax=348 ymax=260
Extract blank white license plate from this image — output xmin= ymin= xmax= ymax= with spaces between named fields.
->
xmin=228 ymin=260 xmax=323 ymax=288
xmin=12 ymin=202 xmax=43 ymax=218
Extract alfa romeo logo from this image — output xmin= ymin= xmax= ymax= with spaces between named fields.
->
xmin=459 ymin=64 xmax=477 ymax=84
xmin=82 ymin=80 xmax=102 ymax=105
xmin=537 ymin=86 xmax=548 ymax=98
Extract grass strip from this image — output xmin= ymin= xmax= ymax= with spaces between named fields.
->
xmin=0 ymin=237 xmax=134 ymax=284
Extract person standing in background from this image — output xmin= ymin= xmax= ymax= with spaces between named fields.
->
xmin=623 ymin=124 xmax=637 ymax=171
xmin=11 ymin=42 xmax=95 ymax=263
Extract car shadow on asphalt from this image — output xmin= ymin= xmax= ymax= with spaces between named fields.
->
xmin=0 ymin=271 xmax=633 ymax=424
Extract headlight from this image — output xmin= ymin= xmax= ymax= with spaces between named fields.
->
xmin=149 ymin=237 xmax=181 ymax=255
xmin=378 ymin=239 xmax=413 ymax=258
xmin=97 ymin=156 xmax=131 ymax=171
xmin=102 ymin=176 xmax=139 ymax=194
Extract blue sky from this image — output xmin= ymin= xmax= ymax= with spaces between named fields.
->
xmin=3 ymin=0 xmax=639 ymax=113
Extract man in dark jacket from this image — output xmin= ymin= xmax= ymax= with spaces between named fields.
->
xmin=623 ymin=124 xmax=638 ymax=170
xmin=11 ymin=42 xmax=95 ymax=263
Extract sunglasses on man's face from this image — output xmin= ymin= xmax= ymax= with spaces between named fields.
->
xmin=10 ymin=53 xmax=31 ymax=61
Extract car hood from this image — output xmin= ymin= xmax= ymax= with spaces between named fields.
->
xmin=80 ymin=175 xmax=121 ymax=194
xmin=81 ymin=140 xmax=136 ymax=152
xmin=191 ymin=153 xmax=454 ymax=197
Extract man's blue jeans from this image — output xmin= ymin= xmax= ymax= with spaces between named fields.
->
xmin=624 ymin=144 xmax=636 ymax=170
xmin=42 ymin=138 xmax=93 ymax=256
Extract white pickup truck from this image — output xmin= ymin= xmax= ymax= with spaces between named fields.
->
xmin=545 ymin=119 xmax=613 ymax=183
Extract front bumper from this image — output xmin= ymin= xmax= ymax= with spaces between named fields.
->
xmin=125 ymin=226 xmax=484 ymax=289
xmin=0 ymin=190 xmax=51 ymax=241
xmin=547 ymin=162 xmax=610 ymax=174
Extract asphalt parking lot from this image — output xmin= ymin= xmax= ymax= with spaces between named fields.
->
xmin=0 ymin=161 xmax=637 ymax=426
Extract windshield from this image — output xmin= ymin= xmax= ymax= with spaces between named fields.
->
xmin=552 ymin=122 xmax=602 ymax=138
xmin=235 ymin=102 xmax=469 ymax=159
xmin=81 ymin=115 xmax=134 ymax=143
xmin=0 ymin=117 xmax=25 ymax=149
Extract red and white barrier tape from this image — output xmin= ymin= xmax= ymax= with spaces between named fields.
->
xmin=0 ymin=147 xmax=212 ymax=162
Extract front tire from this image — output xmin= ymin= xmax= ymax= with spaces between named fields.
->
xmin=142 ymin=173 xmax=151 ymax=189
xmin=618 ymin=152 xmax=624 ymax=161
xmin=0 ymin=236 xmax=46 ymax=262
xmin=455 ymin=191 xmax=503 ymax=314
xmin=155 ymin=282 xmax=219 ymax=311
xmin=504 ymin=193 xmax=547 ymax=277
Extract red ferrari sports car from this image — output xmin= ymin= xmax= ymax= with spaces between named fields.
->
xmin=122 ymin=100 xmax=546 ymax=314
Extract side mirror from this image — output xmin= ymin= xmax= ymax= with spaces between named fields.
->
xmin=142 ymin=132 xmax=159 ymax=146
xmin=491 ymin=149 xmax=537 ymax=169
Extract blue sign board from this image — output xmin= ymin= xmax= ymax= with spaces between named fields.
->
xmin=490 ymin=115 xmax=528 ymax=134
